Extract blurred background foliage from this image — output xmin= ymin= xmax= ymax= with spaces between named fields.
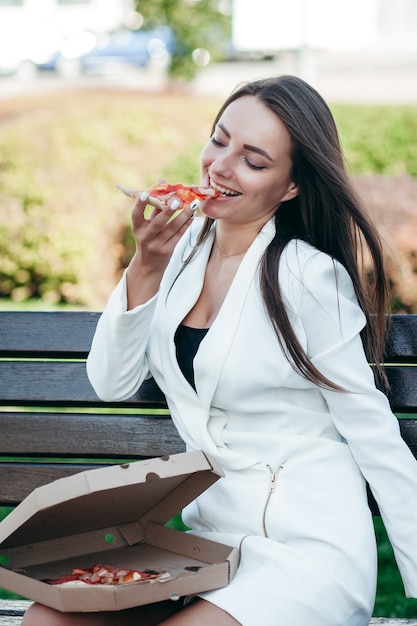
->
xmin=0 ymin=89 xmax=417 ymax=312
xmin=135 ymin=0 xmax=231 ymax=80
xmin=0 ymin=91 xmax=217 ymax=307
xmin=1 ymin=91 xmax=416 ymax=312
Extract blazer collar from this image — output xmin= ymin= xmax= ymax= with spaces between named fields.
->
xmin=162 ymin=218 xmax=276 ymax=410
xmin=194 ymin=219 xmax=275 ymax=407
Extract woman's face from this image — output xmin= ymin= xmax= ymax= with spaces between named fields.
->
xmin=200 ymin=95 xmax=298 ymax=227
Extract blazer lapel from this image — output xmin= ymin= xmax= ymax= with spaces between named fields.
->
xmin=155 ymin=224 xmax=214 ymax=399
xmin=154 ymin=219 xmax=276 ymax=469
xmin=194 ymin=219 xmax=276 ymax=409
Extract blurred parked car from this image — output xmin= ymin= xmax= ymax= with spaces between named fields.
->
xmin=37 ymin=26 xmax=176 ymax=76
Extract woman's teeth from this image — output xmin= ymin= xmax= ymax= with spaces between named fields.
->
xmin=210 ymin=181 xmax=241 ymax=197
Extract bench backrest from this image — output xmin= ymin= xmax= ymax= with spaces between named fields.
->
xmin=0 ymin=311 xmax=416 ymax=508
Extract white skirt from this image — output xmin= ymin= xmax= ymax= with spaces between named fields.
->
xmin=182 ymin=436 xmax=377 ymax=626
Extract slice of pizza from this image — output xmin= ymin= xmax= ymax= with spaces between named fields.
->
xmin=46 ymin=564 xmax=171 ymax=586
xmin=117 ymin=182 xmax=221 ymax=210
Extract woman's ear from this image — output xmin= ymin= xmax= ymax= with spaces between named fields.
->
xmin=282 ymin=182 xmax=299 ymax=202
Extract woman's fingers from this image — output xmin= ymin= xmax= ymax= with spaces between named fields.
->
xmin=117 ymin=184 xmax=166 ymax=211
xmin=142 ymin=201 xmax=193 ymax=243
xmin=131 ymin=191 xmax=153 ymax=230
xmin=132 ymin=193 xmax=194 ymax=252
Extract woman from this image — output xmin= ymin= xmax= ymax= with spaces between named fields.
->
xmin=22 ymin=75 xmax=417 ymax=626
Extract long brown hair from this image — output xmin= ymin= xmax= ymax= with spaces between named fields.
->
xmin=191 ymin=75 xmax=390 ymax=390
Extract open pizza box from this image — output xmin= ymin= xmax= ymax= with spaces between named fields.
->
xmin=0 ymin=450 xmax=239 ymax=612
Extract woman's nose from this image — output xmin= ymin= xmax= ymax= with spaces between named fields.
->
xmin=210 ymin=151 xmax=233 ymax=177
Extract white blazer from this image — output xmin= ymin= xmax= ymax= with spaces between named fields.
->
xmin=87 ymin=217 xmax=417 ymax=624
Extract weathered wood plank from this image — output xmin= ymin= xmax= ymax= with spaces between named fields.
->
xmin=0 ymin=361 xmax=416 ymax=412
xmin=0 ymin=312 xmax=100 ymax=358
xmin=399 ymin=420 xmax=417 ymax=458
xmin=385 ymin=314 xmax=417 ymax=361
xmin=0 ymin=464 xmax=101 ymax=505
xmin=370 ymin=621 xmax=417 ymax=625
xmin=0 ymin=363 xmax=167 ymax=408
xmin=0 ymin=457 xmax=184 ymax=507
xmin=0 ymin=600 xmax=414 ymax=626
xmin=1 ymin=312 xmax=416 ymax=361
xmin=0 ymin=412 xmax=182 ymax=457
xmin=0 ymin=616 xmax=23 ymax=625
xmin=386 ymin=367 xmax=417 ymax=412
xmin=0 ymin=600 xmax=31 ymax=625
xmin=0 ymin=311 xmax=416 ymax=624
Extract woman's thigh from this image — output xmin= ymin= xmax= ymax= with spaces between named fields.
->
xmin=160 ymin=598 xmax=241 ymax=626
xmin=21 ymin=599 xmax=183 ymax=626
xmin=22 ymin=598 xmax=241 ymax=626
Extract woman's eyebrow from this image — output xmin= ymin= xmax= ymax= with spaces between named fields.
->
xmin=217 ymin=122 xmax=273 ymax=162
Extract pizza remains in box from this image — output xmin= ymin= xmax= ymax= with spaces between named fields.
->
xmin=0 ymin=451 xmax=239 ymax=612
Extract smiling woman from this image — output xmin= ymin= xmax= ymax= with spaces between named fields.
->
xmin=198 ymin=95 xmax=298 ymax=232
xmin=22 ymin=75 xmax=417 ymax=626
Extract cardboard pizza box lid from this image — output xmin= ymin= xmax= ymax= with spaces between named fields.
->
xmin=0 ymin=451 xmax=240 ymax=612
xmin=0 ymin=450 xmax=223 ymax=549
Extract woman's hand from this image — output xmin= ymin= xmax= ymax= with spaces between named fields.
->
xmin=126 ymin=190 xmax=195 ymax=309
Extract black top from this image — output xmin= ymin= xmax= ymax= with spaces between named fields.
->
xmin=174 ymin=324 xmax=209 ymax=389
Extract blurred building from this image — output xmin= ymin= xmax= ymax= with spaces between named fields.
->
xmin=231 ymin=0 xmax=417 ymax=58
xmin=0 ymin=0 xmax=136 ymax=76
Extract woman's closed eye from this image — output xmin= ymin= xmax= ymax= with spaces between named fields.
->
xmin=243 ymin=157 xmax=266 ymax=171
xmin=211 ymin=136 xmax=266 ymax=171
xmin=211 ymin=136 xmax=225 ymax=148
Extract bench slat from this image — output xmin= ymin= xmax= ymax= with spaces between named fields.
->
xmin=385 ymin=366 xmax=417 ymax=412
xmin=0 ymin=464 xmax=102 ymax=505
xmin=0 ymin=600 xmax=32 ymax=624
xmin=0 ymin=363 xmax=167 ymax=408
xmin=6 ymin=416 xmax=415 ymax=460
xmin=1 ymin=312 xmax=416 ymax=359
xmin=1 ymin=311 xmax=417 ymax=624
xmin=0 ymin=312 xmax=99 ymax=358
xmin=1 ymin=361 xmax=416 ymax=412
xmin=0 ymin=605 xmax=414 ymax=625
xmin=385 ymin=315 xmax=417 ymax=360
xmin=399 ymin=420 xmax=417 ymax=458
xmin=370 ymin=621 xmax=417 ymax=625
xmin=0 ymin=412 xmax=184 ymax=458
xmin=0 ymin=603 xmax=412 ymax=626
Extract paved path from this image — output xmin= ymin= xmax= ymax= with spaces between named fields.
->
xmin=0 ymin=49 xmax=416 ymax=104
xmin=191 ymin=49 xmax=417 ymax=104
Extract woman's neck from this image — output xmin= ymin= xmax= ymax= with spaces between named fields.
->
xmin=213 ymin=222 xmax=261 ymax=258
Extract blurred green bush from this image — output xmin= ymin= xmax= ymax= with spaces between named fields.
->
xmin=333 ymin=104 xmax=417 ymax=177
xmin=0 ymin=91 xmax=217 ymax=309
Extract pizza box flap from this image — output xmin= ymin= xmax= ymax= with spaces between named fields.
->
xmin=0 ymin=451 xmax=223 ymax=549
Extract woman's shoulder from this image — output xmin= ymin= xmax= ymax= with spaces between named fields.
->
xmin=281 ymin=239 xmax=337 ymax=273
xmin=283 ymin=239 xmax=350 ymax=274
xmin=280 ymin=239 xmax=354 ymax=303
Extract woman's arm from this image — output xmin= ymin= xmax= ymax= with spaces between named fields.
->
xmin=295 ymin=251 xmax=417 ymax=596
xmin=126 ymin=191 xmax=195 ymax=309
xmin=86 ymin=273 xmax=158 ymax=402
xmin=87 ymin=191 xmax=196 ymax=400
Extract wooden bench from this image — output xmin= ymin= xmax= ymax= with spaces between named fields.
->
xmin=0 ymin=310 xmax=416 ymax=625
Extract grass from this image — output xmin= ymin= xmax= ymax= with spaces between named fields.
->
xmin=374 ymin=517 xmax=417 ymax=617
